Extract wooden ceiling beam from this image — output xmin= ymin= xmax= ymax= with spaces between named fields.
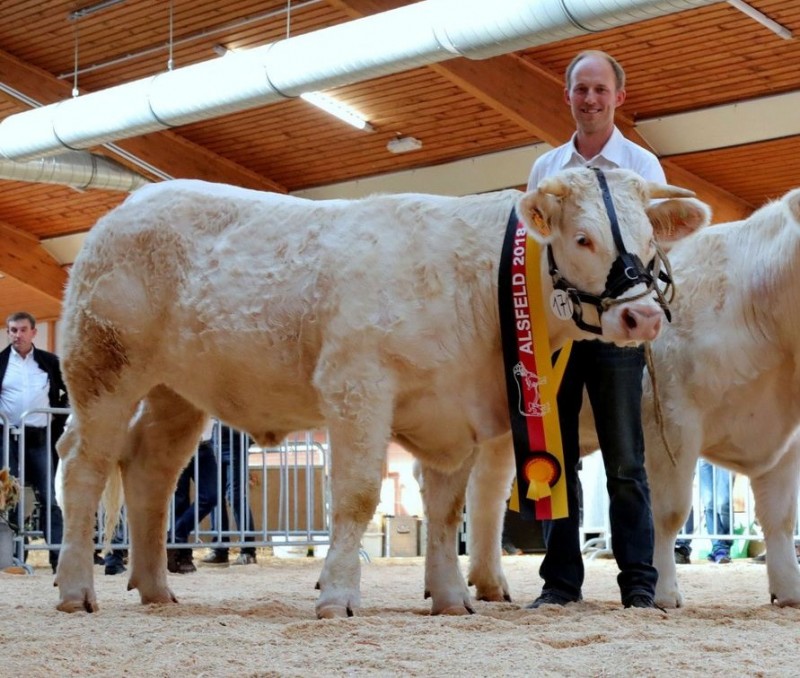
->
xmin=0 ymin=48 xmax=286 ymax=193
xmin=0 ymin=220 xmax=67 ymax=301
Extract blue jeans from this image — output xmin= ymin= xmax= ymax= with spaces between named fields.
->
xmin=676 ymin=460 xmax=733 ymax=555
xmin=6 ymin=427 xmax=63 ymax=568
xmin=539 ymin=340 xmax=657 ymax=603
xmin=211 ymin=426 xmax=256 ymax=557
xmin=172 ymin=440 xmax=218 ymax=544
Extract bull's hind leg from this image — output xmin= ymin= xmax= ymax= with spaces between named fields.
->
xmin=466 ymin=434 xmax=514 ymax=602
xmin=750 ymin=438 xmax=800 ymax=607
xmin=122 ymin=385 xmax=207 ymax=605
xmin=56 ymin=403 xmax=135 ymax=613
xmin=418 ymin=453 xmax=477 ymax=615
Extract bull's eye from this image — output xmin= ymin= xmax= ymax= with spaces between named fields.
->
xmin=575 ymin=233 xmax=592 ymax=248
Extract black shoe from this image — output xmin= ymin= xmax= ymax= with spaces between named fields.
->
xmin=201 ymin=550 xmax=230 ymax=566
xmin=502 ymin=542 xmax=523 ymax=556
xmin=167 ymin=548 xmax=196 ymax=574
xmin=623 ymin=594 xmax=660 ymax=609
xmin=526 ymin=590 xmax=580 ymax=609
xmin=104 ymin=554 xmax=127 ymax=575
xmin=93 ymin=552 xmax=105 ymax=566
xmin=674 ymin=546 xmax=691 ymax=565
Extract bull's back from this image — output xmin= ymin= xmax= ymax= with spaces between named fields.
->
xmin=60 ymin=180 xmax=515 ymax=435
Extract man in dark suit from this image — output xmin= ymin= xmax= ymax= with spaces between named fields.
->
xmin=1 ymin=311 xmax=68 ymax=573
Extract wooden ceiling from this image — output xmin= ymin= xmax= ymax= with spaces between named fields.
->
xmin=1 ymin=0 xmax=799 ymax=324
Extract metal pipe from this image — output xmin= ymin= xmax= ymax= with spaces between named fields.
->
xmin=0 ymin=0 xmax=717 ymax=162
xmin=0 ymin=151 xmax=149 ymax=191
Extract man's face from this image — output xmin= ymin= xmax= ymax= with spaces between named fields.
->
xmin=7 ymin=319 xmax=36 ymax=356
xmin=565 ymin=55 xmax=626 ymax=135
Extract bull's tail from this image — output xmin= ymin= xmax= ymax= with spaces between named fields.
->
xmin=100 ymin=462 xmax=125 ymax=551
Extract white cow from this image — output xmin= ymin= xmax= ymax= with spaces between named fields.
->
xmin=54 ymin=168 xmax=707 ymax=617
xmin=468 ymin=187 xmax=800 ymax=609
xmin=644 ymin=186 xmax=800 ymax=608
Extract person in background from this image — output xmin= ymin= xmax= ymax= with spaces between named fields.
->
xmin=201 ymin=424 xmax=258 ymax=566
xmin=524 ymin=50 xmax=661 ymax=610
xmin=102 ymin=519 xmax=128 ymax=575
xmin=168 ymin=421 xmax=218 ymax=574
xmin=675 ymin=460 xmax=735 ymax=564
xmin=1 ymin=311 xmax=67 ymax=574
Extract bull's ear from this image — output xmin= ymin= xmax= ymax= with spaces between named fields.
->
xmin=537 ymin=175 xmax=571 ymax=198
xmin=646 ymin=182 xmax=696 ymax=199
xmin=517 ymin=192 xmax=559 ymax=242
xmin=647 ymin=197 xmax=712 ymax=244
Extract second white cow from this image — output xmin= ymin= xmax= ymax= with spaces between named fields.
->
xmin=467 ymin=187 xmax=800 ymax=609
xmin=54 ymin=168 xmax=707 ymax=617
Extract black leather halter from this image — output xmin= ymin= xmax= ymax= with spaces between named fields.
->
xmin=547 ymin=166 xmax=674 ymax=335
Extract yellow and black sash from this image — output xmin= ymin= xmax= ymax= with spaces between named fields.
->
xmin=498 ymin=209 xmax=570 ymax=520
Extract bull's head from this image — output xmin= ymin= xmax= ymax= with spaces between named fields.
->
xmin=517 ymin=167 xmax=710 ymax=345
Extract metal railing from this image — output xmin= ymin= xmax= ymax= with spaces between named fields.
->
xmin=579 ymin=453 xmax=800 ymax=559
xmin=1 ymin=408 xmax=332 ymax=565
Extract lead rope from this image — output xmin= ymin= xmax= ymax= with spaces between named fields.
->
xmin=644 ymin=342 xmax=677 ymax=467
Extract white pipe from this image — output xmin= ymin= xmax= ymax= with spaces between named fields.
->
xmin=0 ymin=151 xmax=150 ymax=191
xmin=0 ymin=0 xmax=717 ymax=161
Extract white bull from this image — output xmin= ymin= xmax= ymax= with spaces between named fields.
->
xmin=54 ymin=168 xmax=706 ymax=617
xmin=468 ymin=187 xmax=800 ymax=609
xmin=644 ymin=186 xmax=800 ymax=608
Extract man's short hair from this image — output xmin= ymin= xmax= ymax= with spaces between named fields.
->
xmin=565 ymin=50 xmax=626 ymax=91
xmin=6 ymin=311 xmax=36 ymax=329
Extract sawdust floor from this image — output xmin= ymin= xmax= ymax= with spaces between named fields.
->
xmin=1 ymin=551 xmax=798 ymax=677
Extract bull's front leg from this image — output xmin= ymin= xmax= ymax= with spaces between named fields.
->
xmin=466 ymin=434 xmax=514 ymax=602
xmin=315 ymin=428 xmax=386 ymax=618
xmin=419 ymin=456 xmax=476 ymax=615
xmin=750 ymin=440 xmax=800 ymax=607
xmin=315 ymin=363 xmax=394 ymax=619
xmin=650 ymin=451 xmax=697 ymax=609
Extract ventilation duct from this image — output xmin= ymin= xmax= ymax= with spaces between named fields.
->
xmin=0 ymin=151 xmax=149 ymax=191
xmin=0 ymin=0 xmax=717 ymax=162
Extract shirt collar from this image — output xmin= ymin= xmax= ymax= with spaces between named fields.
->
xmin=10 ymin=345 xmax=35 ymax=361
xmin=564 ymin=126 xmax=626 ymax=168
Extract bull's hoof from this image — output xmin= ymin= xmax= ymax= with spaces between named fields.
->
xmin=57 ymin=596 xmax=98 ymax=613
xmin=316 ymin=604 xmax=353 ymax=619
xmin=432 ymin=604 xmax=474 ymax=616
xmin=139 ymin=588 xmax=179 ymax=605
xmin=770 ymin=594 xmax=800 ymax=607
xmin=476 ymin=590 xmax=512 ymax=603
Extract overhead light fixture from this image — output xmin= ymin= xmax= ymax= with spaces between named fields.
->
xmin=387 ymin=136 xmax=422 ymax=154
xmin=727 ymin=0 xmax=793 ymax=40
xmin=212 ymin=46 xmax=372 ymax=132
xmin=300 ymin=92 xmax=373 ymax=132
xmin=69 ymin=0 xmax=126 ymax=21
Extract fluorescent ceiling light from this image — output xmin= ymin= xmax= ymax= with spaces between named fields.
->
xmin=213 ymin=45 xmax=373 ymax=132
xmin=300 ymin=92 xmax=373 ymax=132
xmin=727 ymin=0 xmax=793 ymax=40
xmin=69 ymin=0 xmax=126 ymax=21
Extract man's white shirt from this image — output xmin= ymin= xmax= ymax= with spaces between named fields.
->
xmin=527 ymin=126 xmax=665 ymax=190
xmin=0 ymin=347 xmax=50 ymax=427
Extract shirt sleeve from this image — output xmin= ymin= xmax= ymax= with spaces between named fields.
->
xmin=526 ymin=156 xmax=545 ymax=192
xmin=632 ymin=152 xmax=666 ymax=184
